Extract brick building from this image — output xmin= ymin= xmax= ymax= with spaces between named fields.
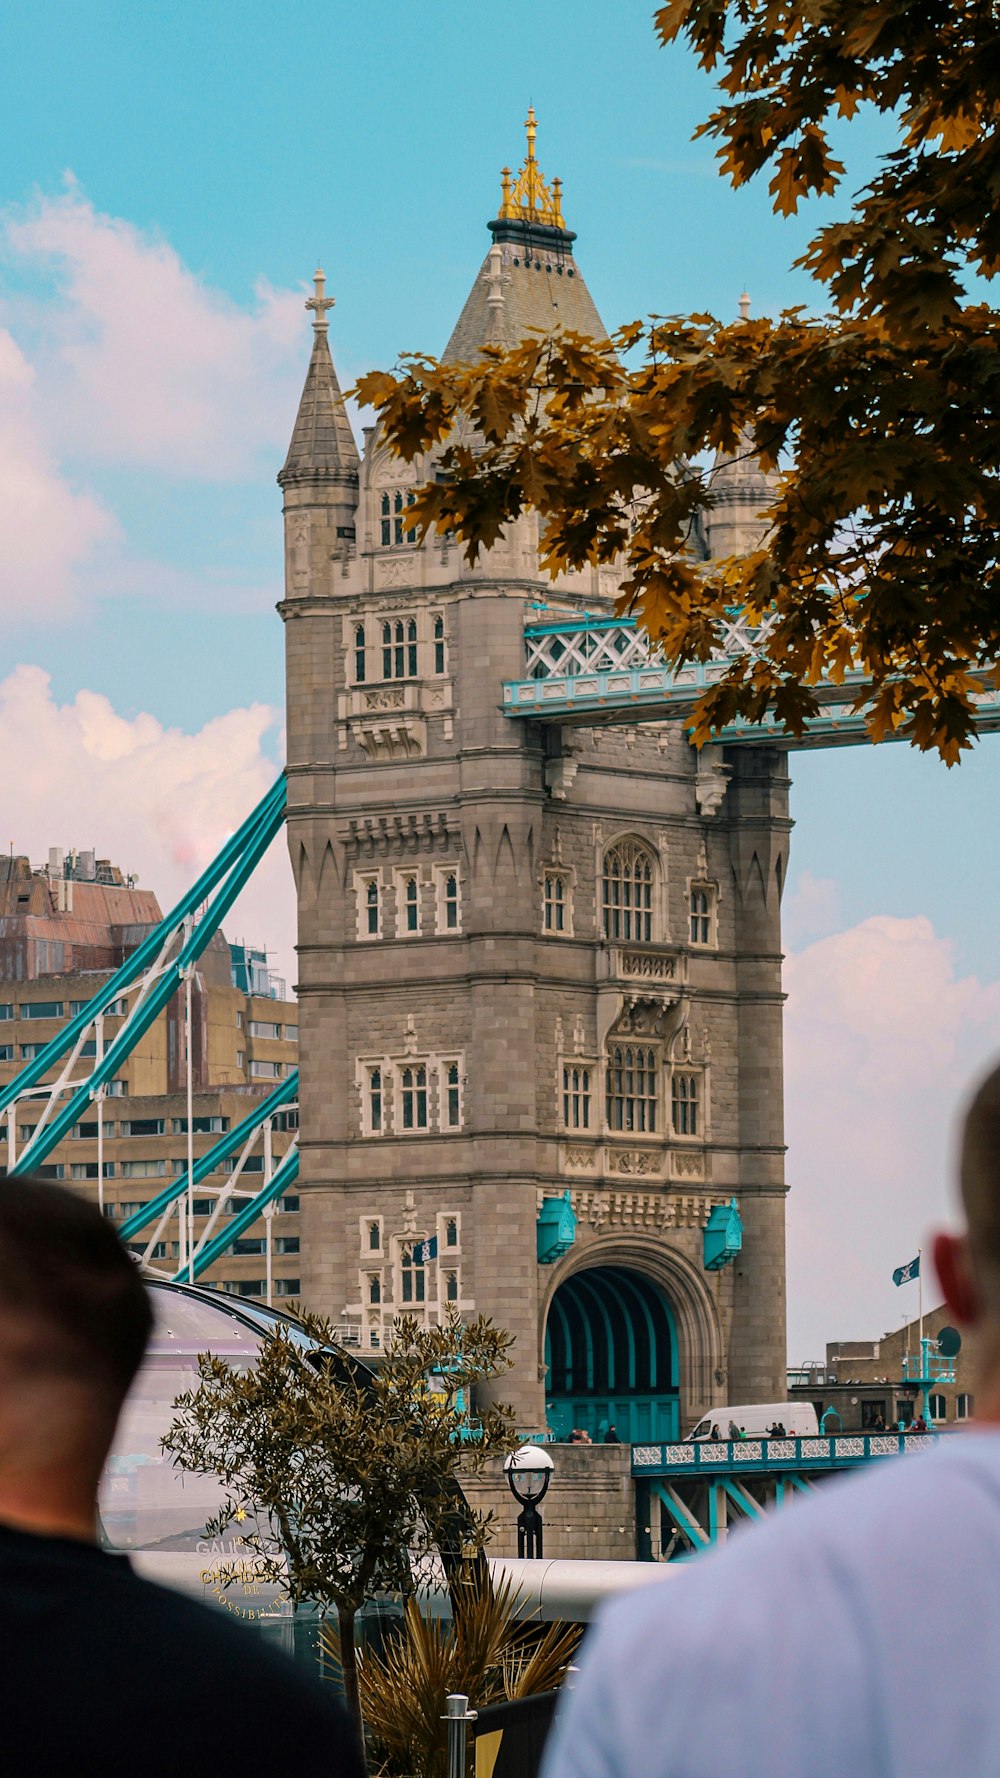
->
xmin=280 ymin=117 xmax=789 ymax=1434
xmin=789 ymin=1301 xmax=978 ymax=1431
xmin=0 ymin=848 xmax=300 ymax=1299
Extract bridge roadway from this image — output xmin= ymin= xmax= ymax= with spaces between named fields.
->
xmin=502 ymin=615 xmax=1000 ymax=747
xmin=630 ymin=1431 xmax=939 ymax=1553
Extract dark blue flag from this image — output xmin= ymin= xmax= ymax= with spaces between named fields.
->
xmin=413 ymin=1235 xmax=438 ymax=1264
xmin=893 ymin=1255 xmax=920 ymax=1287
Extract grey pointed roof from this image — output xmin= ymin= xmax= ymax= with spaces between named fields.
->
xmin=278 ymin=323 xmax=360 ymax=487
xmin=443 ymin=220 xmax=608 ymax=363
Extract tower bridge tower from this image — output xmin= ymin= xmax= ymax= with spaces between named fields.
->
xmin=279 ymin=116 xmax=789 ymax=1434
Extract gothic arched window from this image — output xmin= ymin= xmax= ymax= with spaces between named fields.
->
xmin=602 ymin=839 xmax=655 ymax=944
xmin=354 ymin=623 xmax=366 ymax=684
xmin=606 ymin=1043 xmax=657 ymax=1133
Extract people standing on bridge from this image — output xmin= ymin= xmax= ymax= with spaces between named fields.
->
xmin=709 ymin=1424 xmax=721 ymax=1442
xmin=603 ymin=1424 xmax=620 ymax=1444
xmin=728 ymin=1418 xmax=740 ymax=1440
xmin=0 ymin=1176 xmax=363 ymax=1777
xmin=541 ymin=1057 xmax=1000 ymax=1778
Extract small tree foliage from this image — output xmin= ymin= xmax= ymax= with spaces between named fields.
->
xmin=357 ymin=0 xmax=1000 ymax=763
xmin=162 ymin=1312 xmax=517 ymax=1763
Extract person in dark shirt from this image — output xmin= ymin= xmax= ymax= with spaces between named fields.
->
xmin=0 ymin=1175 xmax=363 ymax=1778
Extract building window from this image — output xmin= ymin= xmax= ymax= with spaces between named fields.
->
xmin=671 ymin=1072 xmax=701 ymax=1137
xmin=20 ymin=1045 xmax=43 ymax=1060
xmin=380 ymin=492 xmax=391 ymax=547
xmin=606 ymin=1044 xmax=657 ymax=1133
xmin=0 ymin=1044 xmax=12 ymax=1061
xmin=929 ymin=1393 xmax=947 ymax=1422
xmin=368 ymin=1219 xmax=382 ymax=1252
xmin=860 ymin=1399 xmax=888 ymax=1430
xmin=400 ymin=1065 xmax=428 ymax=1131
xmin=275 ymin=1279 xmax=300 ymax=1297
xmin=398 ymin=873 xmax=420 ymax=935
xmin=562 ymin=1065 xmax=592 ymax=1130
xmin=250 ymin=1060 xmax=283 ymax=1079
xmin=70 ymin=1161 xmax=115 ymax=1181
xmin=434 ymin=867 xmax=460 ymax=933
xmin=368 ymin=1067 xmax=383 ymax=1135
xmin=368 ymin=1273 xmax=381 ymax=1305
xmin=444 ymin=1061 xmax=461 ymax=1128
xmin=21 ymin=1000 xmax=65 ymax=1020
xmin=236 ymin=1051 xmax=245 ymax=1070
xmin=407 ymin=617 xmax=418 ymax=677
xmin=248 ymin=1020 xmax=282 ymax=1040
xmin=355 ymin=873 xmax=382 ymax=941
xmin=433 ymin=613 xmax=446 ymax=675
xmin=445 ymin=1271 xmax=459 ymax=1303
xmin=405 ymin=875 xmax=419 ymax=932
xmin=543 ymin=872 xmax=568 ymax=933
xmin=400 ymin=1244 xmax=426 ymax=1304
xmin=445 ymin=1217 xmax=458 ymax=1248
xmin=275 ymin=1237 xmax=300 ymax=1255
xmin=121 ymin=1118 xmax=164 ymax=1137
xmin=355 ymin=623 xmax=366 ymax=683
xmin=119 ymin=1160 xmax=167 ymax=1179
xmin=602 ymin=841 xmax=654 ymax=944
xmin=958 ymin=1393 xmax=974 ymax=1420
xmin=689 ymin=883 xmax=717 ymax=948
xmin=171 ymin=1115 xmax=228 ymax=1135
xmin=0 ymin=1004 xmax=12 ymax=1020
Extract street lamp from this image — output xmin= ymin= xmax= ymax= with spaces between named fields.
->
xmin=503 ymin=1443 xmax=554 ymax=1559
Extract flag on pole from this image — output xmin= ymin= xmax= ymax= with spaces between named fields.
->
xmin=893 ymin=1255 xmax=920 ymax=1287
xmin=413 ymin=1235 xmax=438 ymax=1265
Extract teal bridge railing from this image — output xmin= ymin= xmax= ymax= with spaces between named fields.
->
xmin=502 ymin=614 xmax=1000 ymax=747
xmin=632 ymin=1430 xmax=938 ymax=1478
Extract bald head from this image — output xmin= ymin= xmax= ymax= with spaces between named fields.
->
xmin=0 ymin=1176 xmax=152 ymax=1419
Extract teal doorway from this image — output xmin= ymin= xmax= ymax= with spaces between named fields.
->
xmin=544 ymin=1266 xmax=679 ymax=1444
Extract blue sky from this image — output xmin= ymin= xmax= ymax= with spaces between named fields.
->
xmin=1 ymin=0 xmax=997 ymax=1358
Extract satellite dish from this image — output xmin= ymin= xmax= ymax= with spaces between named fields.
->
xmin=937 ymin=1325 xmax=962 ymax=1357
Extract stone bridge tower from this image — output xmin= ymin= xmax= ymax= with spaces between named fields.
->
xmin=279 ymin=115 xmax=789 ymax=1434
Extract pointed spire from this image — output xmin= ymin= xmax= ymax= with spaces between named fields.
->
xmin=497 ymin=107 xmax=567 ymax=229
xmin=278 ymin=266 xmax=360 ymax=488
xmin=738 ymin=290 xmax=751 ymax=320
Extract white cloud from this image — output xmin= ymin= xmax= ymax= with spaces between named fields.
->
xmin=0 ymin=326 xmax=116 ymax=617
xmin=0 ymin=665 xmax=295 ymax=986
xmin=782 ymin=868 xmax=841 ymax=949
xmin=6 ymin=184 xmax=306 ymax=480
xmin=784 ymin=914 xmax=1000 ymax=1361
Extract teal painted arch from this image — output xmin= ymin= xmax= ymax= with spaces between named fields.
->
xmin=544 ymin=1264 xmax=680 ymax=1443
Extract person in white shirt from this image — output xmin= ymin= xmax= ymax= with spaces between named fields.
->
xmin=542 ymin=1058 xmax=1000 ymax=1778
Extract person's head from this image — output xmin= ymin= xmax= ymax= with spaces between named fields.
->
xmin=0 ymin=1176 xmax=152 ymax=1517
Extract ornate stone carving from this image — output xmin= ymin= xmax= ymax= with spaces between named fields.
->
xmin=544 ymin=756 xmax=579 ymax=800
xmin=571 ymin=1188 xmax=720 ymax=1231
xmin=563 ymin=1146 xmax=596 ymax=1170
xmin=350 ymin=719 xmax=425 ymax=761
xmin=606 ymin=1147 xmax=661 ymax=1177
xmin=619 ymin=947 xmax=677 ymax=982
xmin=670 ymin=1150 xmax=708 ymax=1181
xmin=376 ymin=558 xmax=412 ymax=589
xmin=363 ymin=687 xmax=406 ymax=712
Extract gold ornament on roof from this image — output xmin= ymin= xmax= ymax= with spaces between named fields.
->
xmin=498 ymin=108 xmax=566 ymax=229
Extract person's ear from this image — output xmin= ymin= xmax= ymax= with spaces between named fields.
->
xmin=933 ymin=1230 xmax=980 ymax=1327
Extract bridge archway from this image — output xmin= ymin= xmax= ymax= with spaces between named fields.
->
xmin=544 ymin=1265 xmax=680 ymax=1443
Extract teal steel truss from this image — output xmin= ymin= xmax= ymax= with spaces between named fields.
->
xmin=503 ymin=614 xmax=1000 ymax=747
xmin=0 ymin=775 xmax=298 ymax=1281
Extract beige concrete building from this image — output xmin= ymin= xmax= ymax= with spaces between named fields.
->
xmin=0 ymin=850 xmax=300 ymax=1299
xmin=280 ymin=119 xmax=788 ymax=1435
xmin=790 ymin=1302 xmax=978 ymax=1432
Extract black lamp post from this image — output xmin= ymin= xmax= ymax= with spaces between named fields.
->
xmin=503 ymin=1444 xmax=554 ymax=1558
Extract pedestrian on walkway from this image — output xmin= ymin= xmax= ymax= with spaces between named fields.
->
xmin=541 ymin=1057 xmax=1000 ymax=1778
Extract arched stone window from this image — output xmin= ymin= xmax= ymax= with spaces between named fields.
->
xmin=602 ymin=839 xmax=655 ymax=943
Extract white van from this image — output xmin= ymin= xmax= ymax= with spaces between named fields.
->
xmin=686 ymin=1402 xmax=819 ymax=1441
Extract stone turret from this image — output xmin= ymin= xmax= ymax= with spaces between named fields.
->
xmin=278 ymin=268 xmax=360 ymax=596
xmin=704 ymin=293 xmax=778 ymax=562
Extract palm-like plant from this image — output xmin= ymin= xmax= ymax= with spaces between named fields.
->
xmin=322 ymin=1568 xmax=581 ymax=1778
